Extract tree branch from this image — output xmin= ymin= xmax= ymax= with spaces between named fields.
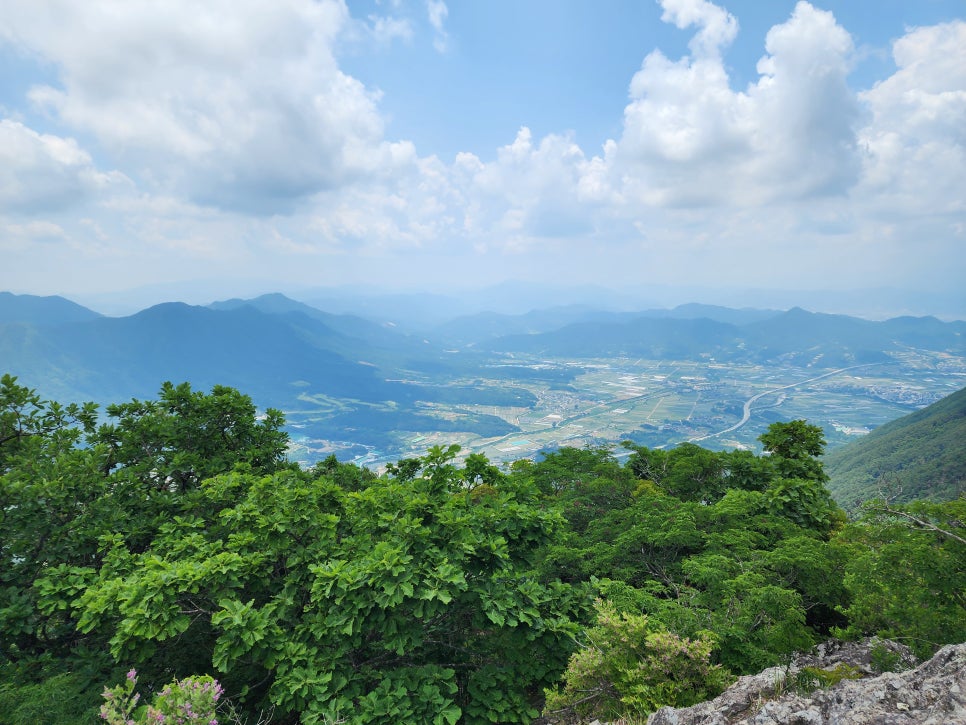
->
xmin=868 ymin=504 xmax=966 ymax=546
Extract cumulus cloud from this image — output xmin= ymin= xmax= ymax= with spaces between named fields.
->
xmin=0 ymin=0 xmax=409 ymax=214
xmin=617 ymin=0 xmax=859 ymax=206
xmin=1 ymin=220 xmax=67 ymax=250
xmin=857 ymin=21 xmax=966 ymax=216
xmin=0 ymin=0 xmax=961 ymax=301
xmin=658 ymin=0 xmax=738 ymax=57
xmin=0 ymin=119 xmax=123 ymax=213
xmin=455 ymin=128 xmax=602 ymax=241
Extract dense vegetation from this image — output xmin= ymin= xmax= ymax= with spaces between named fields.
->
xmin=1 ymin=374 xmax=963 ymax=724
xmin=824 ymin=385 xmax=966 ymax=506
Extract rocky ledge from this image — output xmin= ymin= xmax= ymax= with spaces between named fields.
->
xmin=648 ymin=639 xmax=966 ymax=725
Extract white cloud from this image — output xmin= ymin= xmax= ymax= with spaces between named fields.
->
xmin=1 ymin=220 xmax=67 ymax=247
xmin=616 ymin=1 xmax=858 ymax=206
xmin=0 ymin=0 xmax=404 ymax=214
xmin=367 ymin=14 xmax=414 ymax=45
xmin=0 ymin=1 xmax=961 ymax=303
xmin=447 ymin=127 xmax=610 ymax=245
xmin=427 ymin=0 xmax=449 ymax=53
xmin=857 ymin=21 xmax=966 ymax=216
xmin=658 ymin=0 xmax=738 ymax=57
xmin=0 ymin=119 xmax=123 ymax=213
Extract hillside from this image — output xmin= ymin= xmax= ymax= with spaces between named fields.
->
xmin=824 ymin=385 xmax=966 ymax=506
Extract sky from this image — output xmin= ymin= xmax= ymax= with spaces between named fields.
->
xmin=1 ymin=0 xmax=964 ymax=316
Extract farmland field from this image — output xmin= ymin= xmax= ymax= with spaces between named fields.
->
xmin=285 ymin=346 xmax=966 ymax=470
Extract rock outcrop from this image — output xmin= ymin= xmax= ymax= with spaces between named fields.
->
xmin=648 ymin=639 xmax=966 ymax=725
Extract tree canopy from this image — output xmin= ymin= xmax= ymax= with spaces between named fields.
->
xmin=1 ymin=376 xmax=962 ymax=724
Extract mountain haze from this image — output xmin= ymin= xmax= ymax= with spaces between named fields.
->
xmin=0 ymin=293 xmax=530 ymax=447
xmin=485 ymin=307 xmax=965 ymax=365
xmin=3 ymin=290 xmax=964 ymax=469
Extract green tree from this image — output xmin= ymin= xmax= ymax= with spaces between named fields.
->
xmin=0 ymin=379 xmax=291 ymax=722
xmin=759 ymin=419 xmax=828 ymax=482
xmin=537 ymin=433 xmax=847 ymax=675
xmin=59 ymin=452 xmax=579 ymax=724
xmin=92 ymin=381 xmax=289 ymax=491
xmin=759 ymin=421 xmax=843 ymax=536
xmin=833 ymin=497 xmax=966 ymax=658
xmin=0 ymin=373 xmax=97 ymax=474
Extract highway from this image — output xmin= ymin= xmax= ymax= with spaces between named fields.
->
xmin=689 ymin=363 xmax=882 ymax=443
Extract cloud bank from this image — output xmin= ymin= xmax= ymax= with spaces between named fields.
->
xmin=0 ymin=0 xmax=963 ymax=305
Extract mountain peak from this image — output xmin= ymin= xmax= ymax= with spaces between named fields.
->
xmin=0 ymin=291 xmax=102 ymax=326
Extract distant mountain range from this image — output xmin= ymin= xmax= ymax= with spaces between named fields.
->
xmin=2 ymin=299 xmax=386 ymax=404
xmin=430 ymin=303 xmax=781 ymax=347
xmin=4 ymin=290 xmax=964 ymax=400
xmin=0 ymin=292 xmax=533 ymax=443
xmin=825 ymin=385 xmax=966 ymax=506
xmin=481 ymin=306 xmax=965 ymax=367
xmin=3 ymin=290 xmax=964 ymax=472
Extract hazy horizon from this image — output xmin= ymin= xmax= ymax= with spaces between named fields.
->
xmin=7 ymin=282 xmax=963 ymax=324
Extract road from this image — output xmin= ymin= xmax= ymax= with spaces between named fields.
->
xmin=688 ymin=363 xmax=881 ymax=443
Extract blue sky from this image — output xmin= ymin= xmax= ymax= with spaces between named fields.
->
xmin=1 ymin=0 xmax=964 ymax=315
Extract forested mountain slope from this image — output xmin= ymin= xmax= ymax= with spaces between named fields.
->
xmin=824 ymin=385 xmax=966 ymax=505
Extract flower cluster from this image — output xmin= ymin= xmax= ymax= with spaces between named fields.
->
xmin=100 ymin=670 xmax=223 ymax=725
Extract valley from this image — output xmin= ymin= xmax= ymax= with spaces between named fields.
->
xmin=285 ymin=345 xmax=966 ymax=470
xmin=3 ymin=291 xmax=963 ymax=473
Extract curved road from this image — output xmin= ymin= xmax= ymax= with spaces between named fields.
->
xmin=689 ymin=363 xmax=881 ymax=443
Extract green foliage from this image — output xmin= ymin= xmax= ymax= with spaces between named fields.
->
xmin=527 ymin=445 xmax=631 ymax=499
xmin=5 ymin=376 xmax=961 ymax=724
xmin=93 ymin=380 xmax=289 ymax=491
xmin=543 ymin=600 xmax=732 ymax=723
xmin=764 ymin=476 xmax=841 ymax=534
xmin=0 ymin=378 xmax=291 ymax=682
xmin=0 ymin=373 xmax=98 ymax=474
xmin=0 ymin=378 xmax=293 ymax=722
xmin=534 ymin=428 xmax=848 ymax=676
xmin=869 ymin=641 xmax=909 ymax=674
xmin=0 ymin=670 xmax=102 ymax=725
xmin=832 ymin=497 xmax=966 ymax=658
xmin=760 ymin=420 xmax=828 ymax=482
xmin=57 ymin=443 xmax=577 ymax=723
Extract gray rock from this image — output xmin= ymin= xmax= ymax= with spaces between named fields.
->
xmin=648 ymin=640 xmax=966 ymax=725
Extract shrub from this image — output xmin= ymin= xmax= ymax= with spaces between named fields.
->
xmin=543 ymin=600 xmax=733 ymax=723
xmin=100 ymin=670 xmax=223 ymax=725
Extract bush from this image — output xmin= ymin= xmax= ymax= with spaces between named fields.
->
xmin=543 ymin=600 xmax=733 ymax=723
xmin=100 ymin=670 xmax=223 ymax=725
